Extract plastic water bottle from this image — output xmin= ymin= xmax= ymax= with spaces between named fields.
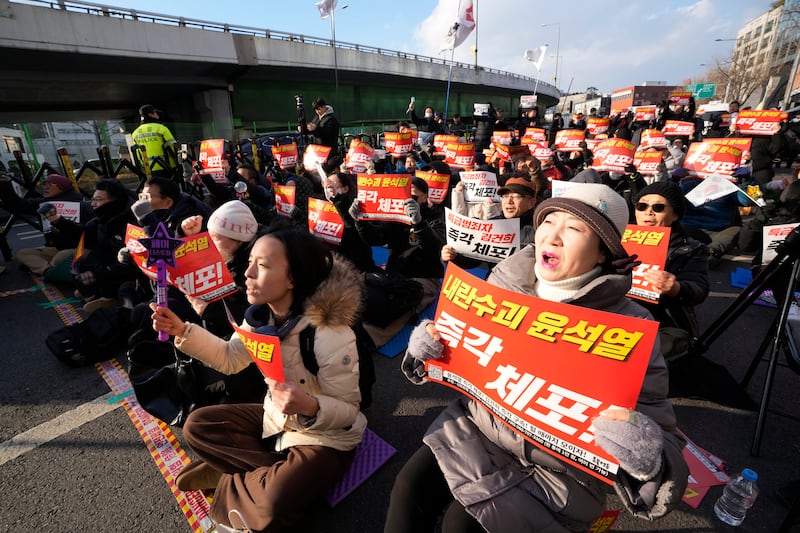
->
xmin=714 ymin=468 xmax=759 ymax=526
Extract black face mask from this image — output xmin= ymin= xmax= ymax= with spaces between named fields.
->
xmin=93 ymin=199 xmax=125 ymax=220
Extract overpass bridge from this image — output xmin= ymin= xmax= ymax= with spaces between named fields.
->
xmin=0 ymin=0 xmax=559 ymax=141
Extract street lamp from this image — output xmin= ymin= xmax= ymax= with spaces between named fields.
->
xmin=541 ymin=22 xmax=560 ymax=90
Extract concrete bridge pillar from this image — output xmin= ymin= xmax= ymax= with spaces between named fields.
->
xmin=194 ymin=89 xmax=234 ymax=141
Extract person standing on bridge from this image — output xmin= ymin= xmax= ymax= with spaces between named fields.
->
xmin=131 ymin=104 xmax=177 ymax=178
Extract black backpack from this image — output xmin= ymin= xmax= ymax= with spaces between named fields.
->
xmin=45 ymin=307 xmax=131 ymax=367
xmin=298 ymin=321 xmax=377 ymax=409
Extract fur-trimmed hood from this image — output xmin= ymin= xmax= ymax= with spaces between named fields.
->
xmin=303 ymin=253 xmax=364 ymax=329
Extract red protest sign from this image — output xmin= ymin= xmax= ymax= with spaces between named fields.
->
xmin=669 ymin=91 xmax=692 ymax=106
xmin=493 ymin=142 xmax=529 ymax=162
xmin=491 ymin=130 xmax=513 ymax=146
xmin=683 ymin=141 xmax=742 ymax=178
xmin=416 ymin=169 xmax=450 ymax=204
xmin=662 ymin=120 xmax=695 ymax=137
xmin=591 ymin=139 xmax=636 ymax=173
xmin=307 ymin=197 xmax=344 ymax=245
xmin=355 ymin=174 xmax=412 ymax=223
xmin=520 ymin=128 xmax=547 ymax=144
xmin=232 ymin=324 xmax=285 ymax=382
xmin=425 ymin=264 xmax=658 ymax=484
xmin=633 ymin=106 xmax=657 ymax=122
xmin=272 ymin=143 xmax=299 ymax=170
xmin=529 ymin=142 xmax=553 ymax=162
xmin=125 ymin=225 xmax=237 ymax=302
xmin=633 ymin=151 xmax=663 ymax=175
xmin=704 ymin=137 xmax=752 ymax=165
xmin=345 ymin=139 xmax=374 ymax=173
xmin=733 ymin=109 xmax=783 ymax=136
xmin=621 ymin=225 xmax=671 ymax=303
xmin=384 ymin=131 xmax=414 ymax=156
xmin=444 ymin=142 xmax=476 ymax=169
xmin=586 ymin=118 xmax=610 ymax=136
xmin=639 ymin=129 xmax=667 ymax=149
xmin=303 ymin=144 xmax=332 ymax=169
xmin=433 ymin=134 xmax=459 ymax=157
xmin=198 ymin=139 xmax=227 ymax=184
xmin=554 ymin=129 xmax=585 ymax=152
xmin=274 ymin=184 xmax=296 ymax=217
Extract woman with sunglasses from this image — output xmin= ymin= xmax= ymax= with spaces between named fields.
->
xmin=633 ymin=182 xmax=709 ymax=361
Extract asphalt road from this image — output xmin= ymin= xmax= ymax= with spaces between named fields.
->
xmin=1 ymin=215 xmax=799 ymax=533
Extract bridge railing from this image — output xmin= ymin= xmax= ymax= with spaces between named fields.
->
xmin=11 ymin=0 xmax=557 ymax=90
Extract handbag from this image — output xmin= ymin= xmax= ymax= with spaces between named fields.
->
xmin=127 ymin=340 xmax=210 ymax=427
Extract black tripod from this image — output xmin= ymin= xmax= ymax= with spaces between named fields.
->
xmin=690 ymin=224 xmax=800 ymax=456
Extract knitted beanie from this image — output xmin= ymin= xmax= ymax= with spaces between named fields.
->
xmin=534 ymin=183 xmax=629 ymax=259
xmin=634 ymin=181 xmax=686 ymax=219
xmin=208 ymin=200 xmax=258 ymax=242
xmin=44 ymin=174 xmax=72 ymax=192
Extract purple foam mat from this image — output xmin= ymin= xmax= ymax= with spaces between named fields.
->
xmin=325 ymin=428 xmax=397 ymax=507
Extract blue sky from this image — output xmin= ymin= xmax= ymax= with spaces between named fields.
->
xmin=106 ymin=0 xmax=766 ymax=94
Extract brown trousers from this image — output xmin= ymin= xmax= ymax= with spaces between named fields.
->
xmin=182 ymin=403 xmax=355 ymax=532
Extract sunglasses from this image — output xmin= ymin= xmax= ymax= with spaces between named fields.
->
xmin=635 ymin=202 xmax=668 ymax=213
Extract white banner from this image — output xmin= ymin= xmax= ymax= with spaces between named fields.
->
xmin=445 ymin=207 xmax=521 ymax=263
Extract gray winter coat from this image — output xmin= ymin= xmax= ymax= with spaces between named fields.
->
xmin=417 ymin=244 xmax=688 ymax=532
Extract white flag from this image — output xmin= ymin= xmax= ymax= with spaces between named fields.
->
xmin=315 ymin=0 xmax=338 ymax=19
xmin=523 ymin=45 xmax=548 ymax=71
xmin=684 ymin=174 xmax=743 ymax=207
xmin=440 ymin=0 xmax=476 ymax=52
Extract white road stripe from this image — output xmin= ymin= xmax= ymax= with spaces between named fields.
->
xmin=0 ymin=392 xmax=121 ymax=466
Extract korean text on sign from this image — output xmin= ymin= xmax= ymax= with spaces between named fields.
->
xmin=307 ymin=197 xmax=345 ymax=245
xmin=355 ymin=174 xmax=412 ymax=223
xmin=621 ymin=225 xmax=671 ymax=303
xmin=459 ymin=170 xmax=499 ymax=203
xmin=425 ymin=264 xmax=659 ymax=484
xmin=445 ymin=207 xmax=521 ymax=264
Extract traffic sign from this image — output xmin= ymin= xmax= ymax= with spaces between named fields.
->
xmin=687 ymin=83 xmax=716 ymax=99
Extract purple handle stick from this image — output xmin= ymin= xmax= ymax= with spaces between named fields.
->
xmin=156 ymin=259 xmax=169 ymax=341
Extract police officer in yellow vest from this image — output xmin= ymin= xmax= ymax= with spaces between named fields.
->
xmin=132 ymin=104 xmax=177 ymax=177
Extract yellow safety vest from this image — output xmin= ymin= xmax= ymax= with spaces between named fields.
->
xmin=132 ymin=122 xmax=176 ymax=171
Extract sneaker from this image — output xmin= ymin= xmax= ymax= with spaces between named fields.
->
xmin=175 ymin=461 xmax=222 ymax=492
xmin=83 ymin=297 xmax=117 ymax=314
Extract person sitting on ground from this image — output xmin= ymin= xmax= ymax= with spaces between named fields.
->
xmin=739 ymin=179 xmax=800 ymax=269
xmin=633 ymin=182 xmax=710 ymax=361
xmin=321 ymin=171 xmax=378 ymax=274
xmin=679 ymin=169 xmax=751 ymax=268
xmin=0 ymin=172 xmax=93 ymax=277
xmin=386 ymin=183 xmax=688 ymax=532
xmin=151 ymin=224 xmax=366 ymax=533
xmin=200 ymin=161 xmax=276 ymax=218
xmin=349 ymin=176 xmax=446 ymax=346
xmin=55 ymin=179 xmax=138 ymax=312
xmin=132 ymin=176 xmax=212 ymax=238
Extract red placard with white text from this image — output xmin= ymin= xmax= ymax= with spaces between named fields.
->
xmin=303 ymin=144 xmax=331 ymax=169
xmin=733 ymin=110 xmax=783 ymax=136
xmin=662 ymin=120 xmax=695 ymax=137
xmin=355 ymin=174 xmax=412 ymax=223
xmin=633 ymin=151 xmax=663 ymax=175
xmin=683 ymin=141 xmax=742 ymax=178
xmin=345 ymin=139 xmax=374 ymax=173
xmin=639 ymin=129 xmax=667 ymax=149
xmin=425 ymin=264 xmax=659 ymax=484
xmin=521 ymin=128 xmax=547 ymax=144
xmin=307 ymin=197 xmax=345 ymax=245
xmin=704 ymin=137 xmax=752 ymax=165
xmin=586 ymin=118 xmax=610 ymax=136
xmin=529 ymin=142 xmax=554 ymax=162
xmin=433 ymin=134 xmax=459 ymax=157
xmin=491 ymin=130 xmax=513 ymax=146
xmin=384 ymin=131 xmax=414 ymax=156
xmin=274 ymin=184 xmax=296 ymax=217
xmin=493 ymin=142 xmax=529 ymax=162
xmin=198 ymin=139 xmax=227 ymax=184
xmin=591 ymin=139 xmax=636 ymax=173
xmin=633 ymin=106 xmax=657 ymax=122
xmin=554 ymin=129 xmax=585 ymax=152
xmin=272 ymin=143 xmax=299 ymax=170
xmin=621 ymin=225 xmax=671 ymax=303
xmin=125 ymin=225 xmax=237 ymax=302
xmin=416 ymin=169 xmax=450 ymax=204
xmin=669 ymin=91 xmax=692 ymax=106
xmin=444 ymin=142 xmax=476 ymax=169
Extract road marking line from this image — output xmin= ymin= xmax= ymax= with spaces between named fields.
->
xmin=0 ymin=392 xmax=120 ymax=466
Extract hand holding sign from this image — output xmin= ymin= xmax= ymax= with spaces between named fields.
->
xmin=591 ymin=408 xmax=664 ymax=481
xmin=139 ymin=221 xmax=183 ymax=341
